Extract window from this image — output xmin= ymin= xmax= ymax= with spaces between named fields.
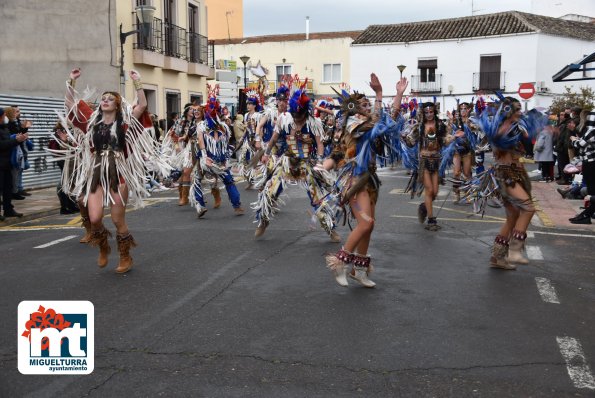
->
xmin=165 ymin=91 xmax=181 ymax=129
xmin=190 ymin=93 xmax=203 ymax=105
xmin=323 ymin=63 xmax=341 ymax=83
xmin=479 ymin=55 xmax=501 ymax=90
xmin=418 ymin=59 xmax=437 ymax=83
xmin=276 ymin=64 xmax=292 ymax=85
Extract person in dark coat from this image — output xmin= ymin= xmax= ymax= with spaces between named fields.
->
xmin=0 ymin=107 xmax=29 ymax=219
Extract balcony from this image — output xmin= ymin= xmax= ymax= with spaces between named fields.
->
xmin=246 ymin=79 xmax=315 ymax=94
xmin=473 ymin=71 xmax=506 ymax=91
xmin=410 ymin=74 xmax=442 ymax=93
xmin=133 ymin=17 xmax=214 ymax=78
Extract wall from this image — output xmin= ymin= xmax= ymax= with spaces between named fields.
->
xmin=0 ymin=0 xmax=119 ymax=98
xmin=204 ymin=0 xmax=243 ymax=40
xmin=215 ymin=36 xmax=354 ymax=97
xmin=350 ymin=33 xmax=595 ymax=113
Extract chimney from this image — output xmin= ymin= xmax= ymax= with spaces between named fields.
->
xmin=306 ymin=16 xmax=310 ymax=40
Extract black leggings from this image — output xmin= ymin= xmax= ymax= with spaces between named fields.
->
xmin=583 ymin=161 xmax=595 ymax=216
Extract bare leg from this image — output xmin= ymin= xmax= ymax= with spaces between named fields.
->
xmin=343 ymin=190 xmax=374 ymax=253
xmin=109 ymin=184 xmax=129 ymax=235
xmin=423 ymin=171 xmax=435 ymax=218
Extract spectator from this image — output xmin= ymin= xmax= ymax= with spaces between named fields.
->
xmin=534 ymin=125 xmax=555 ymax=182
xmin=569 ymin=111 xmax=595 ymax=224
xmin=555 ymin=118 xmax=577 ymax=185
xmin=151 ymin=114 xmax=162 ymax=141
xmin=5 ymin=106 xmax=33 ymax=199
xmin=166 ymin=112 xmax=178 ymax=134
xmin=0 ymin=107 xmax=28 ymax=219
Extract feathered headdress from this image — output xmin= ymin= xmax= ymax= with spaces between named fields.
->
xmin=331 ymin=87 xmax=366 ymax=117
xmin=244 ymin=89 xmax=263 ymax=112
xmin=205 ymin=84 xmax=222 ymax=129
xmin=276 ymin=84 xmax=290 ymax=101
xmin=288 ymin=76 xmax=312 ymax=115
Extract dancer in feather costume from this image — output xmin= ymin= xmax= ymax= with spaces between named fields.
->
xmin=55 ymin=68 xmax=170 ymax=273
xmin=468 ymin=96 xmax=547 ymax=270
xmin=252 ymin=77 xmax=336 ymax=241
xmin=323 ymin=74 xmax=407 ymax=288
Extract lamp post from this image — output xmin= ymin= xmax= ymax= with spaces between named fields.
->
xmin=397 ymin=64 xmax=406 ymax=79
xmin=240 ymin=55 xmax=250 ymax=90
xmin=120 ymin=5 xmax=156 ymax=94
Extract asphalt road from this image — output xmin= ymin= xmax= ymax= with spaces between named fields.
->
xmin=1 ymin=168 xmax=594 ymax=397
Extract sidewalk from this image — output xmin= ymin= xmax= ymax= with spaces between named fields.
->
xmin=531 ymin=179 xmax=594 ymax=231
xmin=0 ymin=187 xmax=61 ymax=226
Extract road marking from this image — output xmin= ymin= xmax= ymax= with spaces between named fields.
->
xmin=534 ymin=201 xmax=555 ymax=227
xmin=34 ymin=235 xmax=78 ymax=248
xmin=532 ymin=230 xmax=595 ymax=239
xmin=527 ymin=231 xmax=535 ymax=238
xmin=407 ymin=202 xmax=507 ymax=221
xmin=0 ymin=225 xmax=81 ymax=232
xmin=556 ymin=337 xmax=595 ymax=390
xmin=534 ymin=277 xmax=560 ymax=304
xmin=390 ymin=215 xmax=503 ymax=223
xmin=66 ymin=216 xmax=81 ymax=225
xmin=526 ymin=245 xmax=544 ymax=260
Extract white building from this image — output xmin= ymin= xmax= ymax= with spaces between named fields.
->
xmin=350 ymin=11 xmax=595 ymax=113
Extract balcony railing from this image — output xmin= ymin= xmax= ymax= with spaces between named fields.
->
xmin=473 ymin=71 xmax=506 ymax=91
xmin=134 ymin=17 xmax=163 ymax=53
xmin=134 ymin=17 xmax=214 ymax=66
xmin=163 ymin=21 xmax=187 ymax=59
xmin=410 ymin=74 xmax=442 ymax=93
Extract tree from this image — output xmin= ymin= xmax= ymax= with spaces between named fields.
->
xmin=549 ymin=86 xmax=595 ymax=115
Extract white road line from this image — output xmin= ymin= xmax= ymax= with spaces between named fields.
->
xmin=532 ymin=230 xmax=595 ymax=239
xmin=534 ymin=277 xmax=560 ymax=304
xmin=556 ymin=337 xmax=595 ymax=390
xmin=526 ymin=245 xmax=544 ymax=260
xmin=527 ymin=231 xmax=535 ymax=238
xmin=34 ymin=235 xmax=77 ymax=249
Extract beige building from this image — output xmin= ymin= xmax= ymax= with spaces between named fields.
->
xmin=204 ymin=0 xmax=243 ymax=40
xmin=122 ymin=0 xmax=215 ymax=120
xmin=213 ymin=31 xmax=362 ymax=98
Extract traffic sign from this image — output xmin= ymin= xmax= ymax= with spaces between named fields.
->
xmin=518 ymin=83 xmax=535 ymax=100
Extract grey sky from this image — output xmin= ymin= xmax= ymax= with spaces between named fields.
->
xmin=244 ymin=0 xmax=533 ymax=36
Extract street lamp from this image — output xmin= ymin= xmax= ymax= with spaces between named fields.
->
xmin=397 ymin=64 xmax=407 ymax=78
xmin=120 ymin=5 xmax=156 ymax=93
xmin=240 ymin=55 xmax=250 ymax=89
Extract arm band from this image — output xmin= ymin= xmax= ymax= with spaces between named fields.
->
xmin=67 ymin=79 xmax=76 ymax=88
xmin=133 ymin=79 xmax=143 ymax=90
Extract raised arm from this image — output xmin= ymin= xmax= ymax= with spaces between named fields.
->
xmin=369 ymin=73 xmax=383 ymax=114
xmin=65 ymin=68 xmax=81 ymax=110
xmin=130 ymin=70 xmax=147 ymax=120
xmin=392 ymin=77 xmax=408 ymax=119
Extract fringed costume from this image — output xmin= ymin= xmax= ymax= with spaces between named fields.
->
xmin=191 ymin=89 xmax=243 ymax=217
xmin=252 ymin=80 xmax=336 ymax=240
xmin=461 ymin=97 xmax=547 ymax=269
xmin=323 ymin=85 xmax=405 ymax=288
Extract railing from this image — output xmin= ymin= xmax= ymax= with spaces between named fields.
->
xmin=410 ymin=74 xmax=442 ymax=93
xmin=163 ymin=21 xmax=187 ymax=59
xmin=473 ymin=71 xmax=506 ymax=91
xmin=246 ymin=79 xmax=315 ymax=94
xmin=207 ymin=40 xmax=215 ymax=67
xmin=134 ymin=18 xmax=214 ymax=67
xmin=133 ymin=17 xmax=163 ymax=53
xmin=188 ymin=32 xmax=207 ymax=64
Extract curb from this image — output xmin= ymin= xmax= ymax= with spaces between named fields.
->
xmin=0 ymin=208 xmax=61 ymax=228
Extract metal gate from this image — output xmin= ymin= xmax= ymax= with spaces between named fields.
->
xmin=0 ymin=94 xmax=65 ymax=189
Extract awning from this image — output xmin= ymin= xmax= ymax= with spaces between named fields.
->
xmin=552 ymin=51 xmax=595 ymax=82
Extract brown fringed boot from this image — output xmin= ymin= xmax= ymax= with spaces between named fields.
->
xmin=177 ymin=184 xmax=183 ymax=206
xmin=490 ymin=235 xmax=515 ymax=270
xmin=325 ymin=248 xmax=352 ymax=287
xmin=507 ymin=230 xmax=529 ymax=265
xmin=89 ymin=227 xmax=112 ymax=268
xmin=79 ymin=209 xmax=92 ymax=244
xmin=349 ymin=254 xmax=376 ymax=288
xmin=212 ymin=187 xmax=222 ymax=209
xmin=180 ymin=184 xmax=190 ymax=206
xmin=115 ymin=233 xmax=137 ymax=273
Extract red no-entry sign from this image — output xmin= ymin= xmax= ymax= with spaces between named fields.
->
xmin=518 ymin=83 xmax=535 ymax=100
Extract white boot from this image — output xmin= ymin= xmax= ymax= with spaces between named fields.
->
xmin=349 ymin=254 xmax=376 ymax=287
xmin=195 ymin=204 xmax=207 ymax=218
xmin=325 ymin=248 xmax=351 ymax=287
xmin=349 ymin=266 xmax=376 ymax=288
xmin=506 ymin=237 xmax=528 ymax=265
